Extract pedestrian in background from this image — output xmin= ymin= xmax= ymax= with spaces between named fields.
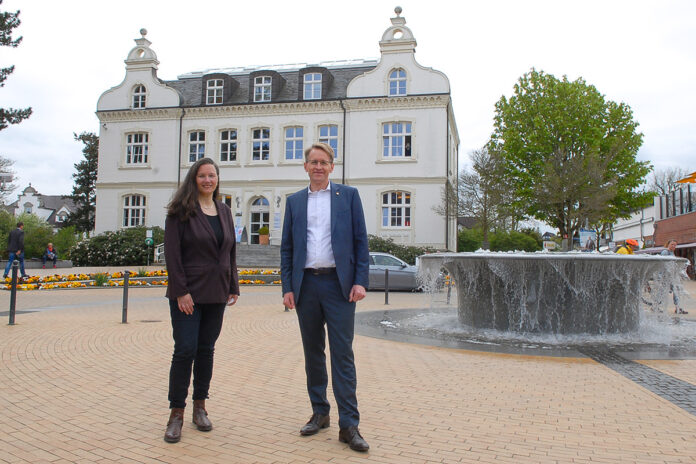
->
xmin=3 ymin=222 xmax=28 ymax=279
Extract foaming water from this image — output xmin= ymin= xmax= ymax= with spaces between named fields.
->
xmin=418 ymin=251 xmax=688 ymax=335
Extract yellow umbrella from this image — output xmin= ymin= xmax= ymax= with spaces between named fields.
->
xmin=677 ymin=171 xmax=696 ymax=183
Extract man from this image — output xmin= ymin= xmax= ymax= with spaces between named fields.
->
xmin=281 ymin=142 xmax=370 ymax=452
xmin=616 ymin=238 xmax=639 ymax=254
xmin=3 ymin=222 xmax=28 ymax=279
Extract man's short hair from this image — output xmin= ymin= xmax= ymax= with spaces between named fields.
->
xmin=304 ymin=142 xmax=335 ymax=163
xmin=16 ymin=222 xmax=23 ymax=228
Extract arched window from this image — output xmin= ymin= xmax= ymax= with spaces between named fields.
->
xmin=388 ymin=69 xmax=406 ymax=96
xmin=382 ymin=191 xmax=411 ymax=227
xmin=132 ymin=85 xmax=146 ymax=109
xmin=123 ymin=194 xmax=146 ymax=227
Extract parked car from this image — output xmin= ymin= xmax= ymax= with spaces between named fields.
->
xmin=368 ymin=252 xmax=421 ymax=291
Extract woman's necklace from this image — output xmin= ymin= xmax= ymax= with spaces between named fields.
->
xmin=200 ymin=201 xmax=216 ymax=214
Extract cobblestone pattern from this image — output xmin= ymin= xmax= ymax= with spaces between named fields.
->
xmin=1 ymin=285 xmax=695 ymax=463
xmin=579 ymin=348 xmax=696 ymax=416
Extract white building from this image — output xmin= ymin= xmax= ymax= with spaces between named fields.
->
xmin=611 ymin=203 xmax=656 ymax=248
xmin=4 ymin=185 xmax=76 ymax=231
xmin=95 ymin=8 xmax=459 ymax=249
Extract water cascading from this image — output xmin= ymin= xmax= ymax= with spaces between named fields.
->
xmin=418 ymin=252 xmax=687 ymax=335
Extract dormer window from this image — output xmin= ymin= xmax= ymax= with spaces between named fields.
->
xmin=132 ymin=85 xmax=146 ymax=108
xmin=254 ymin=76 xmax=272 ymax=102
xmin=206 ymin=79 xmax=224 ymax=105
xmin=303 ymin=73 xmax=322 ymax=100
xmin=388 ymin=69 xmax=406 ymax=96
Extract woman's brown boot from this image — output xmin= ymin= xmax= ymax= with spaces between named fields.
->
xmin=192 ymin=399 xmax=213 ymax=431
xmin=164 ymin=408 xmax=185 ymax=443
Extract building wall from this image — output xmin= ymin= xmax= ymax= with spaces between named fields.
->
xmin=612 ymin=203 xmax=656 ymax=247
xmin=94 ymin=12 xmax=459 ymax=250
xmin=653 ymin=211 xmax=696 ymax=246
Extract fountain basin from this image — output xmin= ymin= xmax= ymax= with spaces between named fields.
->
xmin=419 ymin=252 xmax=686 ymax=335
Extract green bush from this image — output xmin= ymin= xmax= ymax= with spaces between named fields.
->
xmin=258 ymin=226 xmax=269 ymax=235
xmin=457 ymin=227 xmax=542 ymax=252
xmin=490 ymin=230 xmax=540 ymax=252
xmin=51 ymin=226 xmax=78 ymax=259
xmin=457 ymin=228 xmax=483 ymax=252
xmin=68 ymin=226 xmax=165 ymax=266
xmin=367 ymin=234 xmax=436 ymax=265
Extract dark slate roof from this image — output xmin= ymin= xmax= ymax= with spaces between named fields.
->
xmin=457 ymin=217 xmax=478 ymax=229
xmin=165 ymin=63 xmax=377 ymax=107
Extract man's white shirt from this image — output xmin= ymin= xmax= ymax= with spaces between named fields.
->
xmin=305 ymin=182 xmax=336 ymax=269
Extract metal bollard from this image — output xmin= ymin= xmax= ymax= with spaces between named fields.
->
xmin=122 ymin=270 xmax=130 ymax=324
xmin=8 ymin=260 xmax=18 ymax=325
xmin=384 ymin=269 xmax=389 ymax=305
xmin=446 ymin=278 xmax=452 ymax=305
xmin=284 ymin=305 xmax=289 ymax=312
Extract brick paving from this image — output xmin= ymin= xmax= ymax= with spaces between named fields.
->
xmin=0 ymin=270 xmax=695 ymax=463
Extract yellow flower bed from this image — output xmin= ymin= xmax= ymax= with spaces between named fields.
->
xmin=2 ymin=269 xmax=280 ymax=291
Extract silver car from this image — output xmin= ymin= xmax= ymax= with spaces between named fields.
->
xmin=368 ymin=252 xmax=420 ymax=291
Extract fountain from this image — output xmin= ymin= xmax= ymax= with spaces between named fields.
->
xmin=418 ymin=252 xmax=687 ymax=335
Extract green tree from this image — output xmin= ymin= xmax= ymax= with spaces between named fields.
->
xmin=52 ymin=225 xmax=77 ymax=259
xmin=489 ymin=69 xmax=652 ymax=250
xmin=435 ymin=147 xmax=516 ymax=248
xmin=65 ymin=132 xmax=98 ymax=234
xmin=0 ymin=1 xmax=32 ymax=130
xmin=16 ymin=213 xmax=53 ymax=259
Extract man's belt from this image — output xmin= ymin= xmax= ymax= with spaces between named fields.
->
xmin=305 ymin=267 xmax=336 ymax=275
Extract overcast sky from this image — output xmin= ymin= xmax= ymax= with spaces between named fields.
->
xmin=1 ymin=0 xmax=694 ymax=198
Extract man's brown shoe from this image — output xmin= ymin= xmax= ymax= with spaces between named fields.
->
xmin=300 ymin=413 xmax=330 ymax=435
xmin=339 ymin=426 xmax=369 ymax=452
xmin=164 ymin=408 xmax=184 ymax=443
xmin=192 ymin=400 xmax=212 ymax=431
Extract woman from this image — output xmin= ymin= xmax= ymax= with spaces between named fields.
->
xmin=163 ymin=157 xmax=240 ymax=443
xmin=660 ymin=239 xmax=687 ymax=314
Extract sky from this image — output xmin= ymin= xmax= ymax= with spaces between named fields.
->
xmin=1 ymin=0 xmax=695 ymax=199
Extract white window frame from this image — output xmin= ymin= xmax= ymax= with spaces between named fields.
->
xmin=219 ymin=129 xmax=237 ymax=162
xmin=284 ymin=126 xmax=304 ymax=160
xmin=303 ymin=73 xmax=322 ymax=100
xmin=218 ymin=194 xmax=233 ymax=209
xmin=123 ymin=194 xmax=146 ymax=228
xmin=388 ymin=69 xmax=407 ymax=96
xmin=382 ymin=122 xmax=412 ymax=158
xmin=252 ymin=128 xmax=270 ymax=161
xmin=254 ymin=76 xmax=272 ymax=102
xmin=318 ymin=124 xmax=339 ymax=159
xmin=188 ymin=131 xmax=206 ymax=162
xmin=126 ymin=132 xmax=149 ymax=164
xmin=132 ymin=84 xmax=146 ymax=109
xmin=206 ymin=79 xmax=224 ymax=105
xmin=381 ymin=191 xmax=411 ymax=228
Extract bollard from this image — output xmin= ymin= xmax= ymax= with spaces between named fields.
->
xmin=284 ymin=305 xmax=289 ymax=312
xmin=384 ymin=269 xmax=389 ymax=305
xmin=122 ymin=270 xmax=130 ymax=324
xmin=8 ymin=260 xmax=18 ymax=325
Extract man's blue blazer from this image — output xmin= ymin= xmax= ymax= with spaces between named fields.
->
xmin=280 ymin=183 xmax=369 ymax=303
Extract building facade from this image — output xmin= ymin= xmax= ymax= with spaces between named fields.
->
xmin=4 ymin=185 xmax=76 ymax=231
xmin=95 ymin=9 xmax=459 ymax=250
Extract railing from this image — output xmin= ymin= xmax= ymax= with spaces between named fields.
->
xmin=659 ymin=184 xmax=696 ymax=219
xmin=154 ymin=243 xmax=165 ymax=264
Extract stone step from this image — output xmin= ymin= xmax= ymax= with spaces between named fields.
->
xmin=236 ymin=244 xmax=280 ymax=268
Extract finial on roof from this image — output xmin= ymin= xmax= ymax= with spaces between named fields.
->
xmin=140 ymin=28 xmax=148 ymax=37
xmin=394 ymin=6 xmax=402 ymax=16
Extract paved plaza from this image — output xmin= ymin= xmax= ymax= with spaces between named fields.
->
xmin=1 ymin=268 xmax=696 ymax=463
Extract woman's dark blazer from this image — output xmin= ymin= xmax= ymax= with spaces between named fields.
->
xmin=164 ymin=200 xmax=240 ymax=304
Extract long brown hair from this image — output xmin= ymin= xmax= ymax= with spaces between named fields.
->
xmin=167 ymin=158 xmax=220 ymax=221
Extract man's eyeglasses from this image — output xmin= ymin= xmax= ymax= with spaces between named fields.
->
xmin=307 ymin=160 xmax=332 ymax=167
